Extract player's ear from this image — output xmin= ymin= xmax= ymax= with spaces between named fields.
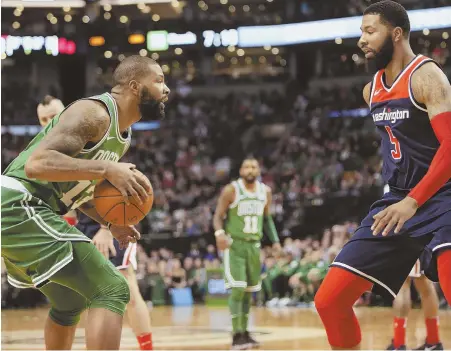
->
xmin=392 ymin=27 xmax=403 ymax=43
xmin=129 ymin=80 xmax=140 ymax=96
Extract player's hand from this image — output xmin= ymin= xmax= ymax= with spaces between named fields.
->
xmin=92 ymin=227 xmax=116 ymax=259
xmin=104 ymin=163 xmax=152 ymax=205
xmin=109 ymin=224 xmax=141 ymax=249
xmin=372 ymin=196 xmax=419 ymax=236
xmin=215 ymin=233 xmax=230 ymax=251
xmin=272 ymin=242 xmax=282 ymax=254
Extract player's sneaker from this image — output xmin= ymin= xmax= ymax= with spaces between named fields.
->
xmin=231 ymin=333 xmax=249 ymax=350
xmin=243 ymin=331 xmax=260 ymax=348
xmin=386 ymin=339 xmax=407 ymax=350
xmin=413 ymin=341 xmax=444 ymax=350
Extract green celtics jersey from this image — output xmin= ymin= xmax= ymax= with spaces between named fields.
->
xmin=3 ymin=93 xmax=131 ymax=214
xmin=225 ymin=179 xmax=267 ymax=241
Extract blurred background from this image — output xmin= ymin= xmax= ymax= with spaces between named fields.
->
xmin=1 ymin=0 xmax=451 ymax=311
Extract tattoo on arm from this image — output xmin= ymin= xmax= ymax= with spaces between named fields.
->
xmin=411 ymin=62 xmax=451 ymax=118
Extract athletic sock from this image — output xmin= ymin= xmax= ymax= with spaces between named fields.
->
xmin=229 ymin=292 xmax=244 ymax=334
xmin=425 ymin=317 xmax=440 ymax=345
xmin=241 ymin=292 xmax=251 ymax=332
xmin=137 ymin=332 xmax=153 ymax=350
xmin=393 ymin=317 xmax=407 ymax=348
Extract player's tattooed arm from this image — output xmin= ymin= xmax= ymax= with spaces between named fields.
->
xmin=213 ymin=184 xmax=235 ymax=250
xmin=411 ymin=62 xmax=451 ymax=118
xmin=362 ymin=82 xmax=372 ymax=107
xmin=25 ymin=100 xmax=111 ymax=181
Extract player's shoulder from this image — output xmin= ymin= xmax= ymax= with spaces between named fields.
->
xmin=67 ymin=98 xmax=110 ymax=120
xmin=262 ymin=182 xmax=272 ymax=195
xmin=362 ymin=81 xmax=372 ymax=106
xmin=410 ymin=60 xmax=449 ymax=104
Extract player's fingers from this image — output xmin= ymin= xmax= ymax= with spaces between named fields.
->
xmin=372 ymin=213 xmax=391 ymax=235
xmin=125 ymin=163 xmax=137 ymax=170
xmin=133 ymin=170 xmax=152 ymax=193
xmin=382 ymin=215 xmax=399 ymax=236
xmin=371 ymin=209 xmax=388 ymax=230
xmin=119 ymin=188 xmax=131 ymax=205
xmin=131 ymin=179 xmax=148 ymax=203
xmin=100 ymin=243 xmax=109 ymax=259
xmin=127 ymin=183 xmax=143 ymax=205
xmin=394 ymin=218 xmax=407 ymax=234
xmin=128 ymin=226 xmax=141 ymax=241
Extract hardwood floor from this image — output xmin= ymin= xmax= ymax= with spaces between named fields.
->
xmin=2 ymin=305 xmax=450 ymax=350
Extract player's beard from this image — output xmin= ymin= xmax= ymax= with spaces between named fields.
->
xmin=139 ymin=87 xmax=166 ymax=120
xmin=243 ymin=175 xmax=257 ymax=184
xmin=368 ymin=35 xmax=394 ymax=72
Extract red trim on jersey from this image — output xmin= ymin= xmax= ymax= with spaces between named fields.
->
xmin=408 ymin=112 xmax=451 ymax=206
xmin=371 ymin=55 xmax=430 ymax=104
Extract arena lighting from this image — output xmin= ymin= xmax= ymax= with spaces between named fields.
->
xmin=147 ymin=30 xmax=197 ymax=51
xmin=89 ymin=36 xmax=105 ymax=47
xmin=99 ymin=0 xmax=170 ymax=5
xmin=128 ymin=33 xmax=145 ymax=44
xmin=237 ymin=6 xmax=451 ymax=47
xmin=1 ymin=35 xmax=76 ymax=56
xmin=1 ymin=1 xmax=85 ymax=8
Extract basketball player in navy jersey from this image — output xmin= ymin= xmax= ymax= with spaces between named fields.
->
xmin=314 ymin=1 xmax=451 ymax=350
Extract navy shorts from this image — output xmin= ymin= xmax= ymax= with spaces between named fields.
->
xmin=76 ymin=217 xmax=137 ymax=270
xmin=331 ymin=188 xmax=451 ymax=299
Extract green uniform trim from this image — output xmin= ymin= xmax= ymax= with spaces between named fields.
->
xmin=264 ymin=214 xmax=279 ymax=243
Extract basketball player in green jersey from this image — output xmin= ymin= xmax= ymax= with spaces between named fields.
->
xmin=38 ymin=95 xmax=155 ymax=350
xmin=1 ymin=55 xmax=169 ymax=350
xmin=214 ymin=158 xmax=281 ymax=350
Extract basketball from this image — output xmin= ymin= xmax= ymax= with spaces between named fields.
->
xmin=94 ymin=180 xmax=153 ymax=226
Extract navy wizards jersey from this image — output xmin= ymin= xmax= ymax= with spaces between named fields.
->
xmin=369 ymin=54 xmax=451 ymax=193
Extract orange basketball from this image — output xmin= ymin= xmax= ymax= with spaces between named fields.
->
xmin=94 ymin=180 xmax=153 ymax=226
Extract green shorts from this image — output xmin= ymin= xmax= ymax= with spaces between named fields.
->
xmin=1 ymin=183 xmax=91 ymax=288
xmin=223 ymin=238 xmax=261 ymax=292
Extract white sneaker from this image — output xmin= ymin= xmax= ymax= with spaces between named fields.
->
xmin=278 ymin=297 xmax=291 ymax=307
xmin=265 ymin=297 xmax=279 ymax=307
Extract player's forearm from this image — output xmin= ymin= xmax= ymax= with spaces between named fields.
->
xmin=25 ymin=150 xmax=110 ymax=182
xmin=78 ymin=200 xmax=109 ymax=226
xmin=213 ymin=214 xmax=225 ymax=232
xmin=264 ymin=215 xmax=280 ymax=243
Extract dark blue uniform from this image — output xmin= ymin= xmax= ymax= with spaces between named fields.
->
xmin=76 ymin=212 xmax=137 ymax=270
xmin=332 ymin=55 xmax=451 ymax=299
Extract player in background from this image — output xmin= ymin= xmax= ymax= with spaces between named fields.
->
xmin=77 ymin=213 xmax=154 ymax=350
xmin=213 ymin=158 xmax=281 ymax=350
xmin=1 ymin=55 xmax=169 ymax=350
xmin=314 ymin=2 xmax=451 ymax=350
xmin=37 ymin=95 xmax=78 ymax=226
xmin=381 ymin=187 xmax=443 ymax=351
xmin=387 ymin=263 xmax=442 ymax=350
xmin=38 ymin=95 xmax=155 ymax=350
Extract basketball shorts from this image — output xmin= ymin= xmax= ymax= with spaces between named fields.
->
xmin=408 ymin=259 xmax=423 ymax=278
xmin=331 ymin=188 xmax=451 ymax=299
xmin=223 ymin=238 xmax=262 ymax=292
xmin=1 ymin=176 xmax=91 ymax=288
xmin=76 ymin=217 xmax=137 ymax=270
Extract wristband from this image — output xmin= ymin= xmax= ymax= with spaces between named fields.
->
xmin=215 ymin=229 xmax=225 ymax=237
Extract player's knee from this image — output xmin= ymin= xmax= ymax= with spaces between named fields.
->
xmin=90 ymin=271 xmax=130 ymax=316
xmin=314 ymin=283 xmax=333 ymax=313
xmin=230 ymin=287 xmax=246 ymax=301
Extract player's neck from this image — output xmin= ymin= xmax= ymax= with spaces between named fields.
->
xmin=110 ymin=90 xmax=140 ymax=133
xmin=241 ymin=179 xmax=257 ymax=192
xmin=385 ymin=45 xmax=416 ymax=86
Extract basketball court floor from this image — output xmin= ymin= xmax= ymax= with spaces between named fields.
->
xmin=2 ymin=306 xmax=451 ymax=350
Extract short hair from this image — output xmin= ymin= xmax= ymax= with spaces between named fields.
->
xmin=241 ymin=157 xmax=259 ymax=166
xmin=40 ymin=95 xmax=56 ymax=105
xmin=364 ymin=0 xmax=410 ymax=37
xmin=112 ymin=55 xmax=159 ymax=86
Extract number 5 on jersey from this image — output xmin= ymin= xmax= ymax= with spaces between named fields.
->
xmin=385 ymin=126 xmax=402 ymax=160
